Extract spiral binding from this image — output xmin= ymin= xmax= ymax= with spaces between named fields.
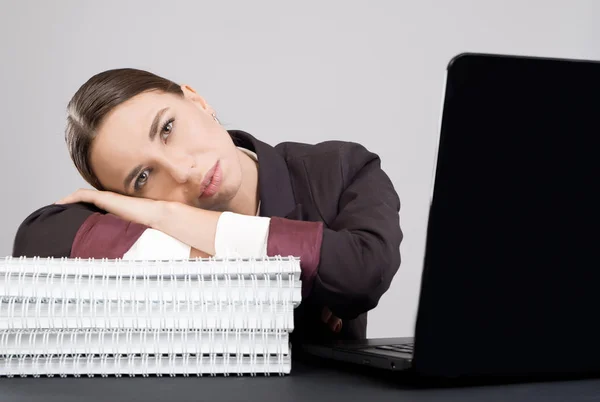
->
xmin=1 ymin=273 xmax=300 ymax=304
xmin=0 ymin=329 xmax=289 ymax=355
xmin=0 ymin=353 xmax=291 ymax=377
xmin=0 ymin=256 xmax=301 ymax=278
xmin=0 ymin=256 xmax=300 ymax=377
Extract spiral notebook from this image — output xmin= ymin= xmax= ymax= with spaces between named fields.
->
xmin=0 ymin=256 xmax=301 ymax=377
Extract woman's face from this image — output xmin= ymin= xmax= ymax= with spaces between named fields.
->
xmin=89 ymin=86 xmax=243 ymax=211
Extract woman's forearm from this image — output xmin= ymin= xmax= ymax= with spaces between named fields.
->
xmin=152 ymin=200 xmax=272 ymax=258
xmin=153 ymin=201 xmax=222 ymax=255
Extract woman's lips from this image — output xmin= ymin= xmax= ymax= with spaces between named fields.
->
xmin=198 ymin=161 xmax=222 ymax=199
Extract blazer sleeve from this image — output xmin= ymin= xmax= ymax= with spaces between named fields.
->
xmin=267 ymin=142 xmax=402 ymax=320
xmin=12 ymin=202 xmax=148 ymax=259
xmin=13 ymin=203 xmax=263 ymax=260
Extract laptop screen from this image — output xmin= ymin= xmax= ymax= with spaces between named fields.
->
xmin=413 ymin=54 xmax=600 ymax=377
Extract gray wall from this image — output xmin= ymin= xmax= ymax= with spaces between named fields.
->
xmin=1 ymin=0 xmax=599 ymax=338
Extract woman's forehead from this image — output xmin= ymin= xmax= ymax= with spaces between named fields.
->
xmin=91 ymin=118 xmax=143 ymax=172
xmin=101 ymin=91 xmax=176 ymax=130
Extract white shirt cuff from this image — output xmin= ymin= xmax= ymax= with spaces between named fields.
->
xmin=122 ymin=228 xmax=192 ymax=260
xmin=214 ymin=212 xmax=270 ymax=258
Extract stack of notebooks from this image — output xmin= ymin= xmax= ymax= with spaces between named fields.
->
xmin=0 ymin=256 xmax=301 ymax=377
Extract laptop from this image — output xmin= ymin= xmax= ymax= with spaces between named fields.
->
xmin=302 ymin=52 xmax=600 ymax=380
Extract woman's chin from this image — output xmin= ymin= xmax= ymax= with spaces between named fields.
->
xmin=196 ymin=193 xmax=229 ymax=212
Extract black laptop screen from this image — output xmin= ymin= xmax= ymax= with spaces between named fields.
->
xmin=413 ymin=54 xmax=600 ymax=378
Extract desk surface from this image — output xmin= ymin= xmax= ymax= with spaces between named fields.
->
xmin=2 ymin=359 xmax=600 ymax=402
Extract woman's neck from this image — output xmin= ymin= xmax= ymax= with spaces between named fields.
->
xmin=227 ymin=148 xmax=260 ymax=216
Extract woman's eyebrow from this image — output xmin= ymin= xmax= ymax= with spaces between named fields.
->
xmin=148 ymin=107 xmax=169 ymax=141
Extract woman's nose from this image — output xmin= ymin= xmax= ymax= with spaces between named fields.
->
xmin=164 ymin=153 xmax=195 ymax=184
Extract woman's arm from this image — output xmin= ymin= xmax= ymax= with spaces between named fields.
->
xmin=53 ymin=190 xmax=270 ymax=259
xmin=311 ymin=143 xmax=402 ymax=319
xmin=55 ymin=190 xmax=319 ymax=289
xmin=12 ymin=202 xmax=210 ymax=260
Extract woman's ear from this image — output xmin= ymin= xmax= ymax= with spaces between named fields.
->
xmin=180 ymin=84 xmax=216 ymax=115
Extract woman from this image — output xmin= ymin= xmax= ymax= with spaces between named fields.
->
xmin=13 ymin=68 xmax=403 ymax=345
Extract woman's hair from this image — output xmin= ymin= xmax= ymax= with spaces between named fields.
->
xmin=65 ymin=68 xmax=183 ymax=190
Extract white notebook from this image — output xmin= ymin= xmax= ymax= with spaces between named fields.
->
xmin=0 ymin=256 xmax=302 ymax=377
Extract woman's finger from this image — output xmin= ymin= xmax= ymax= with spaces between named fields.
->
xmin=322 ymin=306 xmax=342 ymax=333
xmin=55 ymin=194 xmax=78 ymax=204
xmin=321 ymin=306 xmax=332 ymax=323
xmin=55 ymin=189 xmax=95 ymax=205
xmin=328 ymin=316 xmax=343 ymax=333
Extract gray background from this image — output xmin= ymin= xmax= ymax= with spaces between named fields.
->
xmin=1 ymin=0 xmax=599 ymax=338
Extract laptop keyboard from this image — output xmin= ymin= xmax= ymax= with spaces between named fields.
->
xmin=374 ymin=343 xmax=414 ymax=354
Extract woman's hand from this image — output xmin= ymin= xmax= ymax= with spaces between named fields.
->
xmin=55 ymin=188 xmax=165 ymax=228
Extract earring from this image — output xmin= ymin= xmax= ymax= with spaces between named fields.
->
xmin=212 ymin=113 xmax=220 ymax=124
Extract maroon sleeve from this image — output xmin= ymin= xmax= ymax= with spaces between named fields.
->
xmin=12 ymin=202 xmax=146 ymax=259
xmin=70 ymin=212 xmax=148 ymax=258
xmin=266 ymin=218 xmax=323 ymax=298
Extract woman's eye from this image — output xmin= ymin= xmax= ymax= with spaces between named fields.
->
xmin=160 ymin=119 xmax=174 ymax=143
xmin=135 ymin=170 xmax=150 ymax=190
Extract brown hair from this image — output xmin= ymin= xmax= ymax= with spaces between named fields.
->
xmin=65 ymin=68 xmax=183 ymax=190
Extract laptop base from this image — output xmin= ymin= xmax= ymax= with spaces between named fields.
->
xmin=302 ymin=337 xmax=414 ymax=372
